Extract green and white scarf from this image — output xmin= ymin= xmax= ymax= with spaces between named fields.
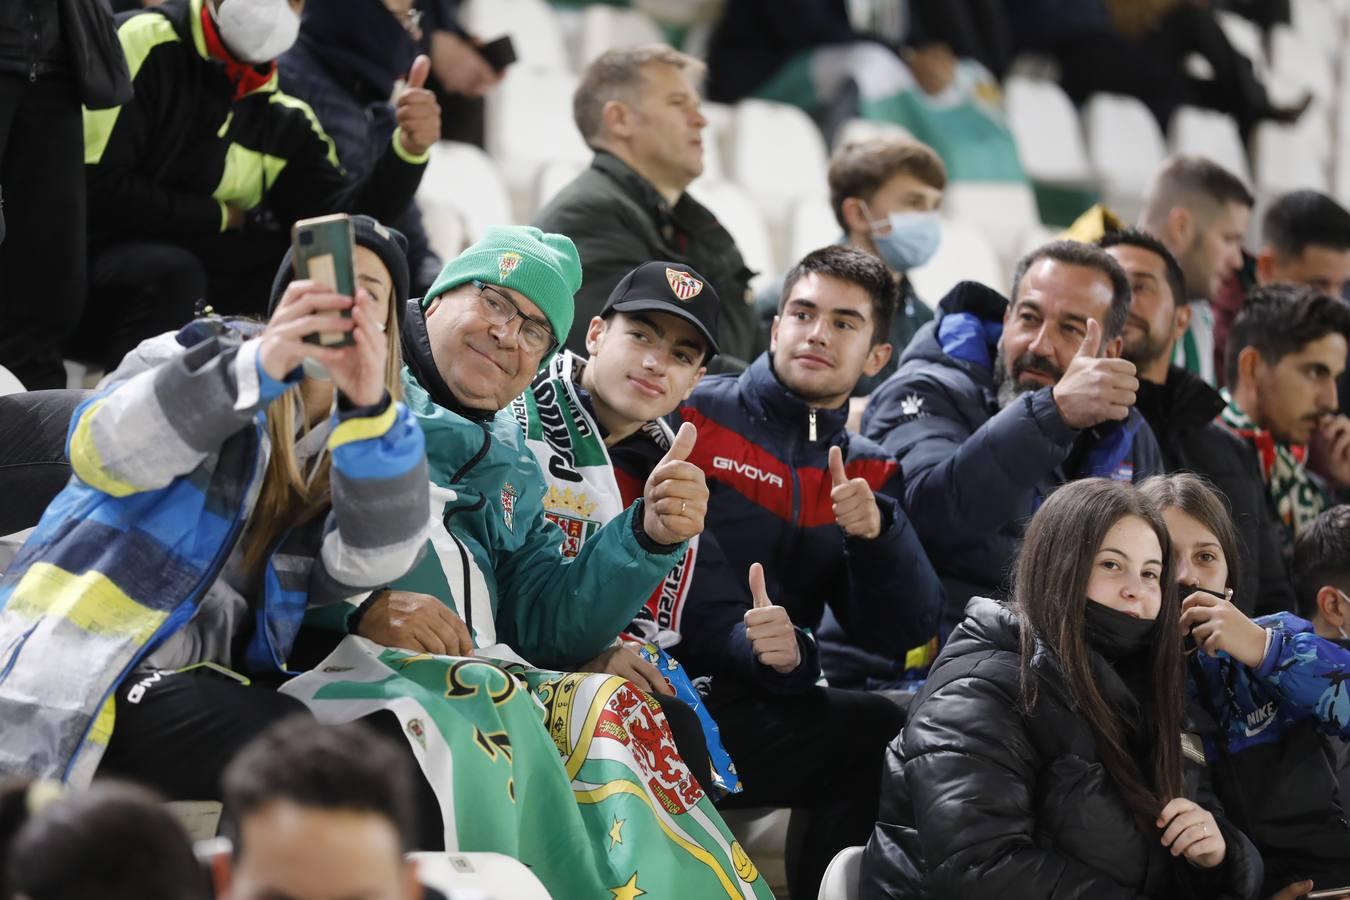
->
xmin=1219 ymin=388 xmax=1324 ymax=555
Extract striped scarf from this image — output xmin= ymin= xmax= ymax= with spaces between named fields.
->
xmin=1218 ymin=388 xmax=1323 ymax=556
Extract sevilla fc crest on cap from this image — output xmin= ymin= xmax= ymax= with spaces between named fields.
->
xmin=665 ymin=267 xmax=704 ymax=301
xmin=498 ymin=251 xmax=523 ymax=282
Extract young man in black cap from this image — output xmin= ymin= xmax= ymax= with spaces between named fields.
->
xmin=511 ymin=259 xmax=730 ymax=792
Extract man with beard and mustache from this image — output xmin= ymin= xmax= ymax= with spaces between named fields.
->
xmin=862 ymin=240 xmax=1164 ymax=631
xmin=1101 ymin=228 xmax=1294 ymax=614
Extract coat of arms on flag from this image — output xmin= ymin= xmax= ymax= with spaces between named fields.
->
xmin=498 ymin=251 xmax=523 ymax=282
xmin=665 ymin=267 xmax=704 ymax=301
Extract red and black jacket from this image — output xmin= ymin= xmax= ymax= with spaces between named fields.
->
xmin=673 ymin=353 xmax=943 ymax=683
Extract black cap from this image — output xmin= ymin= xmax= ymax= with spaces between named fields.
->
xmin=600 ymin=261 xmax=721 ymax=357
xmin=268 ymin=215 xmax=411 ymax=321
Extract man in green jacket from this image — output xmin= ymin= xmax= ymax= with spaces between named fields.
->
xmin=534 ymin=45 xmax=761 ymax=369
xmin=341 ymin=225 xmax=707 ymax=671
xmin=292 ymin=227 xmax=777 ymax=898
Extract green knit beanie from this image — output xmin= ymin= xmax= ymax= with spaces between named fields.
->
xmin=424 ymin=225 xmax=582 ymax=363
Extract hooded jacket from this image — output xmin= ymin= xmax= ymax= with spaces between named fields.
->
xmin=677 ymin=353 xmax=943 ymax=664
xmin=1135 ymin=366 xmax=1294 ymax=615
xmin=861 ymin=282 xmax=1166 ymax=628
xmin=0 ymin=317 xmax=428 ymax=786
xmin=1189 ymin=613 xmax=1350 ymax=894
xmin=82 ymin=0 xmax=425 ymax=242
xmin=862 ymin=596 xmax=1263 ymax=900
xmin=362 ymin=300 xmax=690 ymax=671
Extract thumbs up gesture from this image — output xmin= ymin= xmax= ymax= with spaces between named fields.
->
xmin=642 ymin=421 xmax=708 ymax=546
xmin=828 ymin=445 xmax=882 ymax=540
xmin=395 ymin=54 xmax=442 ymax=158
xmin=744 ymin=563 xmax=802 ymax=674
xmin=1050 ymin=317 xmax=1140 ymax=430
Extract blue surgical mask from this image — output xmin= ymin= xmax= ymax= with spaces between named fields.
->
xmin=865 ymin=206 xmax=941 ymax=272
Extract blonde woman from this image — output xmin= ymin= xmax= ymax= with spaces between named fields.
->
xmin=0 ymin=217 xmax=428 ymax=799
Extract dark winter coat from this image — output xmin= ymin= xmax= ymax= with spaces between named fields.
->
xmin=862 ymin=596 xmax=1264 ymax=900
xmin=861 ymin=282 xmax=1166 ymax=629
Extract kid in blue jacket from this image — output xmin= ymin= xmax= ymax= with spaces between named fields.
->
xmin=1143 ymin=475 xmax=1350 ymax=898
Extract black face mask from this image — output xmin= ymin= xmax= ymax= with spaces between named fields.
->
xmin=1084 ymin=599 xmax=1157 ymax=661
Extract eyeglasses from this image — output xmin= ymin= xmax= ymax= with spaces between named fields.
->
xmin=471 ymin=281 xmax=557 ymax=356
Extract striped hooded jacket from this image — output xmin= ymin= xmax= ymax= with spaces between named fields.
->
xmin=0 ymin=320 xmax=428 ymax=786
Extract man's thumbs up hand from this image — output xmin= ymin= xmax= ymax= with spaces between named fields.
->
xmin=395 ymin=54 xmax=441 ymax=158
xmin=743 ymin=563 xmax=801 ymax=674
xmin=828 ymin=445 xmax=882 ymax=540
xmin=1050 ymin=316 xmax=1139 ymax=430
xmin=643 ymin=422 xmax=708 ymax=546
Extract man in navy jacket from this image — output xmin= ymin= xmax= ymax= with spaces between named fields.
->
xmin=675 ymin=245 xmax=943 ymax=899
xmin=863 ymin=240 xmax=1165 ymax=630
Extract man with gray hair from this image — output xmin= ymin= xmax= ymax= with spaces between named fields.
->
xmin=862 ymin=240 xmax=1164 ymax=629
xmin=1138 ymin=155 xmax=1254 ymax=385
xmin=534 ymin=45 xmax=760 ymax=367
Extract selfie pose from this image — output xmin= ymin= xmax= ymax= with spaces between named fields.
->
xmin=0 ymin=217 xmax=427 ymax=796
xmin=1143 ymin=474 xmax=1350 ymax=899
xmin=862 ymin=478 xmax=1262 ymax=899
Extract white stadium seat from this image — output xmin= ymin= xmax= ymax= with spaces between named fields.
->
xmin=533 ymin=158 xmax=589 ymax=214
xmin=0 ymin=364 xmax=25 ymax=396
xmin=729 ymin=99 xmax=831 ymax=227
xmin=1169 ymin=106 xmax=1251 ymax=184
xmin=577 ymin=6 xmax=666 ymax=68
xmin=817 ymin=845 xmax=864 ymax=900
xmin=1005 ymin=76 xmax=1094 ymax=185
xmin=412 ymin=851 xmax=551 ymax=899
xmin=1251 ymin=121 xmax=1329 ymax=195
xmin=1269 ymin=24 xmax=1335 ymax=103
xmin=416 ymin=141 xmax=515 ymax=255
xmin=1083 ymin=93 xmax=1168 ymax=221
xmin=908 ymin=220 xmax=1005 ymax=304
xmin=789 ymin=196 xmax=843 ymax=263
xmin=483 ymin=68 xmax=592 ymax=219
xmin=941 ymin=181 xmax=1042 ymax=267
xmin=460 ymin=0 xmax=570 ymax=73
xmin=1292 ymin=0 xmax=1344 ymax=59
xmin=687 ymin=180 xmax=779 ymax=291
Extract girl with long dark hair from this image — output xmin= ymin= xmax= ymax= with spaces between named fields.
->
xmin=862 ymin=478 xmax=1261 ymax=898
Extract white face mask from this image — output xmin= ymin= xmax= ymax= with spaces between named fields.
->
xmin=216 ymin=0 xmax=300 ymax=65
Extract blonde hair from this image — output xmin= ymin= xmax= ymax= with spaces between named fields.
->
xmin=240 ymin=294 xmax=404 ymax=575
xmin=573 ymin=44 xmax=706 ymax=147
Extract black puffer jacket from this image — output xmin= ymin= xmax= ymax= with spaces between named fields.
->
xmin=862 ymin=596 xmax=1263 ymax=900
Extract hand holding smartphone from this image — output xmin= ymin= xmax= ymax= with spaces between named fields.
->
xmin=291 ymin=214 xmax=357 ymax=349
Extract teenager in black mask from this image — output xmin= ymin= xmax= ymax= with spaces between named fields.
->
xmin=862 ymin=478 xmax=1263 ymax=899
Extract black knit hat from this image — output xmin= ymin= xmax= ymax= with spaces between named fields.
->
xmin=268 ymin=215 xmax=411 ymax=321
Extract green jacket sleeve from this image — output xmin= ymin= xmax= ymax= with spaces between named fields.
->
xmin=496 ymin=502 xmax=685 ymax=671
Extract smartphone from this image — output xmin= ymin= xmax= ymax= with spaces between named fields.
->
xmin=1307 ymin=889 xmax=1350 ymax=899
xmin=291 ymin=214 xmax=356 ymax=348
xmin=476 ymin=34 xmax=516 ymax=73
